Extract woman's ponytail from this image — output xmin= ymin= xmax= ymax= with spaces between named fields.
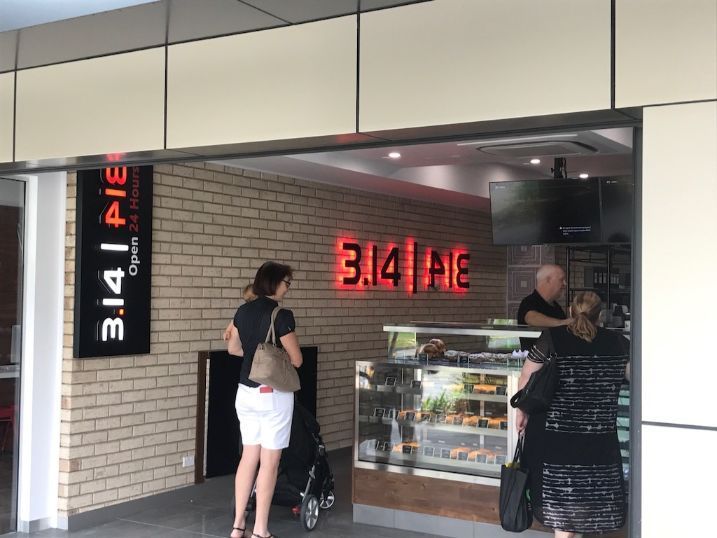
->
xmin=567 ymin=291 xmax=602 ymax=342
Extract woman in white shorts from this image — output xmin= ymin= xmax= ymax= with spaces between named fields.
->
xmin=226 ymin=262 xmax=303 ymax=538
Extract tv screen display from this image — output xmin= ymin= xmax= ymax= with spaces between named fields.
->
xmin=490 ymin=179 xmax=602 ymax=245
xmin=600 ymin=178 xmax=633 ymax=243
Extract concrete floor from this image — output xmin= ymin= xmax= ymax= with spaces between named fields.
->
xmin=3 ymin=449 xmax=441 ymax=538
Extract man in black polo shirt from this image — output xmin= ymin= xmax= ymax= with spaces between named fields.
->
xmin=517 ymin=264 xmax=570 ymax=349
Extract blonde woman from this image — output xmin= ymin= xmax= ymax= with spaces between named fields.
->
xmin=515 ymin=292 xmax=630 ymax=538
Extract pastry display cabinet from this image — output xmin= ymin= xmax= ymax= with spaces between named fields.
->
xmin=354 ymin=322 xmax=541 ymax=486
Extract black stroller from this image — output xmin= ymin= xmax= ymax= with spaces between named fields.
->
xmin=246 ymin=402 xmax=335 ymax=531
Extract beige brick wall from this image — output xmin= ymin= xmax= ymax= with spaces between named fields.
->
xmin=60 ymin=162 xmax=506 ymax=517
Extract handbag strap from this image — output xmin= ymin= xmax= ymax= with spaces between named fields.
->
xmin=544 ymin=327 xmax=557 ymax=364
xmin=511 ymin=433 xmax=525 ymax=466
xmin=264 ymin=306 xmax=283 ymax=345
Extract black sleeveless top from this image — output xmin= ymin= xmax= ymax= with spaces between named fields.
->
xmin=233 ymin=296 xmax=295 ymax=387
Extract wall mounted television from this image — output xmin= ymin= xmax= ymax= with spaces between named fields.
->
xmin=489 ymin=177 xmax=633 ymax=245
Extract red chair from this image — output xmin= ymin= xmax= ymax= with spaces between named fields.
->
xmin=0 ymin=405 xmax=15 ymax=455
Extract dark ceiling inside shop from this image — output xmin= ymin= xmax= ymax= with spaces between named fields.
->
xmin=218 ymin=128 xmax=635 ymax=210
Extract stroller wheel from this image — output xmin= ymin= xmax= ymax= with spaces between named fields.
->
xmin=300 ymin=494 xmax=320 ymax=531
xmin=319 ymin=490 xmax=335 ymax=510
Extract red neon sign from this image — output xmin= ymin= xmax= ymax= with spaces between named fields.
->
xmin=336 ymin=237 xmax=469 ymax=294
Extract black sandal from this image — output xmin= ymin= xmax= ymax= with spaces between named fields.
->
xmin=230 ymin=527 xmax=245 ymax=538
xmin=252 ymin=533 xmax=275 ymax=538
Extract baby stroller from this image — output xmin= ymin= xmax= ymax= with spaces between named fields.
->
xmin=246 ymin=402 xmax=335 ymax=531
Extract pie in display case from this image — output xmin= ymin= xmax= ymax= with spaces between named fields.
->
xmin=354 ymin=322 xmax=542 ymax=485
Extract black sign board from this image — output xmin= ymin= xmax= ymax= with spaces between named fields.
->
xmin=73 ymin=166 xmax=152 ymax=358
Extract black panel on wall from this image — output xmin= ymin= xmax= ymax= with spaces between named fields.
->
xmin=205 ymin=346 xmax=318 ymax=478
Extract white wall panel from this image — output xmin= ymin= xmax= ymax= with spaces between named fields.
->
xmin=167 ymin=16 xmax=356 ymax=149
xmin=359 ymin=0 xmax=611 ymax=132
xmin=642 ymin=102 xmax=717 ymax=427
xmin=15 ymin=48 xmax=164 ymax=161
xmin=643 ymin=425 xmax=717 ymax=537
xmin=616 ymin=0 xmax=717 ymax=107
xmin=0 ymin=72 xmax=13 ymax=163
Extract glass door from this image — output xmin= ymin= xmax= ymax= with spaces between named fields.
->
xmin=0 ymin=178 xmax=24 ymax=534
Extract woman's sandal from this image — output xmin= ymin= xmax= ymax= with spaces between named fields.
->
xmin=251 ymin=533 xmax=276 ymax=538
xmin=230 ymin=527 xmax=245 ymax=538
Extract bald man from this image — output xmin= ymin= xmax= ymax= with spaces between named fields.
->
xmin=517 ymin=264 xmax=570 ymax=349
xmin=518 ymin=265 xmax=570 ymax=327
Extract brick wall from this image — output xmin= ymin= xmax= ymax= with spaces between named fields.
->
xmin=60 ymin=162 xmax=507 ymax=517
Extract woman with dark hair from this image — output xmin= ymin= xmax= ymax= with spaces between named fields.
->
xmin=226 ymin=262 xmax=303 ymax=538
xmin=516 ymin=291 xmax=630 ymax=538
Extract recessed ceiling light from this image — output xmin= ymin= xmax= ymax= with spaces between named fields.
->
xmin=388 ymin=152 xmax=401 ymax=159
xmin=530 ymin=158 xmax=541 ymax=165
xmin=579 ymin=173 xmax=589 ymax=179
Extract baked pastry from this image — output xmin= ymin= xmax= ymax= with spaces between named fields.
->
xmin=450 ymin=447 xmax=471 ymax=459
xmin=445 ymin=414 xmax=464 ymax=425
xmin=417 ymin=343 xmax=442 ymax=359
xmin=397 ymin=409 xmax=417 ymax=421
xmin=487 ymin=416 xmax=508 ymax=429
xmin=468 ymin=448 xmax=492 ymax=462
xmin=473 ymin=384 xmax=496 ymax=394
xmin=393 ymin=441 xmax=420 ymax=454
xmin=462 ymin=415 xmax=479 ymax=427
xmin=428 ymin=338 xmax=447 ymax=354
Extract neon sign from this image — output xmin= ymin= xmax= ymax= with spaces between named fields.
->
xmin=336 ymin=238 xmax=469 ymax=294
xmin=73 ymin=166 xmax=153 ymax=358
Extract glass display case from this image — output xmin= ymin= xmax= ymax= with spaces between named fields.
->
xmin=355 ymin=323 xmax=542 ymax=485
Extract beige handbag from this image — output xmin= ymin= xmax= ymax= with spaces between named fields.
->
xmin=249 ymin=306 xmax=301 ymax=392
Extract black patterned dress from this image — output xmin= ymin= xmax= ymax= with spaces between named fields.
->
xmin=522 ymin=326 xmax=629 ymax=534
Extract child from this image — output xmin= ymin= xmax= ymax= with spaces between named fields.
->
xmin=223 ymin=284 xmax=256 ymax=342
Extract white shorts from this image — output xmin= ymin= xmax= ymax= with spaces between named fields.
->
xmin=235 ymin=384 xmax=294 ymax=450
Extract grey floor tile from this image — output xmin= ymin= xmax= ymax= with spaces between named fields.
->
xmin=5 ymin=449 xmax=445 ymax=538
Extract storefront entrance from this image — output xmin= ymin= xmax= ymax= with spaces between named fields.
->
xmin=0 ymin=178 xmax=24 ymax=535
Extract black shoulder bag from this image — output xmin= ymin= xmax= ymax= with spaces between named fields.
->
xmin=509 ymin=328 xmax=558 ymax=414
xmin=499 ymin=434 xmax=532 ymax=532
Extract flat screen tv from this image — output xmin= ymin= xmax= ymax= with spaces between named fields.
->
xmin=490 ymin=178 xmax=602 ymax=245
xmin=600 ymin=178 xmax=633 ymax=243
xmin=489 ymin=177 xmax=633 ymax=245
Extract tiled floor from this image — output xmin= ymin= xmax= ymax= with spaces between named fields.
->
xmin=4 ymin=449 xmax=441 ymax=538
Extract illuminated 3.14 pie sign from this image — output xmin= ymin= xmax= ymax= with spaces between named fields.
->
xmin=336 ymin=238 xmax=469 ymax=294
xmin=73 ymin=166 xmax=152 ymax=358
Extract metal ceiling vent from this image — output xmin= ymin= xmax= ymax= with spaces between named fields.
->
xmin=477 ymin=141 xmax=598 ymax=158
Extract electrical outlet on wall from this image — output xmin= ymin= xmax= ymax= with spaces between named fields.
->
xmin=182 ymin=455 xmax=195 ymax=468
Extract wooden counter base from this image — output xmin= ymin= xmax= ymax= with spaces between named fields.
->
xmin=353 ymin=467 xmax=627 ymax=536
xmin=353 ymin=467 xmax=503 ymax=524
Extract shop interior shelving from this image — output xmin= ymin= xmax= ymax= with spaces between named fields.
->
xmin=566 ymin=245 xmax=632 ymax=311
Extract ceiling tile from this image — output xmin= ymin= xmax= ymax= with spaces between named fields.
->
xmin=17 ymin=3 xmax=166 ymax=69
xmin=0 ymin=31 xmax=18 ymax=72
xmin=361 ymin=0 xmax=430 ymax=12
xmin=241 ymin=0 xmax=358 ymax=23
xmin=169 ymin=0 xmax=286 ymax=43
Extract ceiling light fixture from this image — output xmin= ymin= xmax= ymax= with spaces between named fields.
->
xmin=530 ymin=158 xmax=541 ymax=165
xmin=388 ymin=152 xmax=401 ymax=159
xmin=579 ymin=173 xmax=589 ymax=179
xmin=456 ymin=133 xmax=578 ymax=147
